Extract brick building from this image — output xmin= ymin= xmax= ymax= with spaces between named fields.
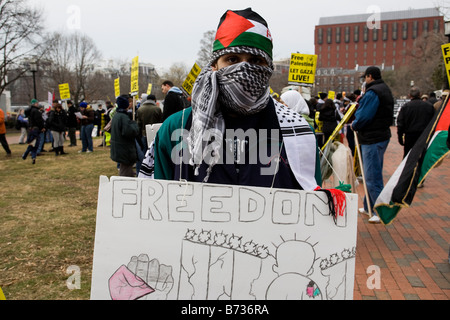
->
xmin=313 ymin=8 xmax=444 ymax=95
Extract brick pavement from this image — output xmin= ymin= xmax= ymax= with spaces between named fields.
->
xmin=352 ymin=127 xmax=450 ymax=300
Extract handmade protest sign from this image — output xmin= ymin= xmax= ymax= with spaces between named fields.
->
xmin=288 ymin=53 xmax=317 ymax=85
xmin=91 ymin=177 xmax=358 ymax=300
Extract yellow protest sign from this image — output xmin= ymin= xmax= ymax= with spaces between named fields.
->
xmin=328 ymin=91 xmax=336 ymax=100
xmin=442 ymin=43 xmax=450 ymax=88
xmin=182 ymin=63 xmax=202 ymax=96
xmin=58 ymin=83 xmax=71 ymax=100
xmin=130 ymin=56 xmax=139 ymax=96
xmin=114 ymin=78 xmax=120 ymax=98
xmin=0 ymin=286 xmax=5 ymax=300
xmin=288 ymin=53 xmax=317 ymax=85
xmin=147 ymin=84 xmax=153 ymax=95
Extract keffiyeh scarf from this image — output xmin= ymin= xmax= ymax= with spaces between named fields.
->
xmin=188 ymin=46 xmax=273 ymax=180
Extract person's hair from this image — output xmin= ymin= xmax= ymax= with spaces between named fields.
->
xmin=410 ymin=87 xmax=421 ymax=99
xmin=162 ymin=80 xmax=174 ymax=87
xmin=429 ymin=92 xmax=436 ymax=98
xmin=348 ymin=93 xmax=357 ymax=102
xmin=323 ymin=98 xmax=335 ymax=109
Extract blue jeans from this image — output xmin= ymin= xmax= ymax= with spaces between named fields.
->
xmin=81 ymin=124 xmax=94 ymax=152
xmin=361 ymin=139 xmax=389 ymax=215
xmin=24 ymin=128 xmax=41 ymax=160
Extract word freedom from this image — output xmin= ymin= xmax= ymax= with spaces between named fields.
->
xmin=170 ymin=128 xmax=282 ymax=172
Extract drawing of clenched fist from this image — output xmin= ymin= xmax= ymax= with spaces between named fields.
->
xmin=127 ymin=254 xmax=174 ymax=300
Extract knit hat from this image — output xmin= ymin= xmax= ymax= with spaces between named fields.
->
xmin=116 ymin=95 xmax=130 ymax=110
xmin=79 ymin=102 xmax=88 ymax=108
xmin=213 ymin=8 xmax=273 ymax=59
xmin=30 ymin=99 xmax=38 ymax=105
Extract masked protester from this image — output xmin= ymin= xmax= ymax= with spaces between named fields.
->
xmin=141 ymin=8 xmax=321 ymax=191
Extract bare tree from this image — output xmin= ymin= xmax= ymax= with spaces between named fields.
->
xmin=196 ymin=30 xmax=215 ymax=68
xmin=160 ymin=62 xmax=189 ymax=89
xmin=43 ymin=31 xmax=101 ymax=104
xmin=0 ymin=0 xmax=45 ymax=96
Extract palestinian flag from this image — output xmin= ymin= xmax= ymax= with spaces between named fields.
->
xmin=213 ymin=8 xmax=273 ymax=58
xmin=374 ymin=94 xmax=450 ymax=225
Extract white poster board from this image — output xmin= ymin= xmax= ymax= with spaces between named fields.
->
xmin=91 ymin=176 xmax=358 ymax=300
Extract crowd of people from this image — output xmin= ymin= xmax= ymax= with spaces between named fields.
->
xmin=2 ymin=8 xmax=449 ymax=226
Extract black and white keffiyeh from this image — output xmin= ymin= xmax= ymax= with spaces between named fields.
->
xmin=139 ymin=46 xmax=319 ymax=190
xmin=188 ymin=46 xmax=273 ymax=180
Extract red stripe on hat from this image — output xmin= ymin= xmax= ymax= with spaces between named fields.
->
xmin=215 ymin=11 xmax=254 ymax=48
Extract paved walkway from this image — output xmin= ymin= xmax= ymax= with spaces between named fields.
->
xmin=352 ymin=127 xmax=450 ymax=300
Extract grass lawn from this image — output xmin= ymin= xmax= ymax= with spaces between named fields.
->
xmin=0 ymin=133 xmax=118 ymax=300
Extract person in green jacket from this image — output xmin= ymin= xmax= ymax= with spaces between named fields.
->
xmin=144 ymin=8 xmax=322 ymax=191
xmin=110 ymin=95 xmax=140 ymax=177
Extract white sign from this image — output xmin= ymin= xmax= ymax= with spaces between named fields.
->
xmin=91 ymin=176 xmax=358 ymax=300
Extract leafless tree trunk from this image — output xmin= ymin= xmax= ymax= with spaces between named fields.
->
xmin=0 ymin=0 xmax=45 ymax=96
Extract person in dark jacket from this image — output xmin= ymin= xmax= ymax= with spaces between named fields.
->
xmin=66 ymin=100 xmax=78 ymax=147
xmin=22 ymin=99 xmax=46 ymax=164
xmin=137 ymin=94 xmax=163 ymax=150
xmin=79 ymin=102 xmax=95 ymax=153
xmin=47 ymin=103 xmax=68 ymax=155
xmin=319 ymin=98 xmax=341 ymax=145
xmin=161 ymin=80 xmax=184 ymax=121
xmin=110 ymin=95 xmax=140 ymax=177
xmin=397 ymin=87 xmax=435 ymax=158
xmin=351 ymin=66 xmax=394 ymax=224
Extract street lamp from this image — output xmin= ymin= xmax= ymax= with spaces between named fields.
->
xmin=29 ymin=60 xmax=38 ymax=100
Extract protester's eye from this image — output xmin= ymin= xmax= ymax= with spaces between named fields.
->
xmin=225 ymin=55 xmax=240 ymax=64
xmin=249 ymin=55 xmax=267 ymax=66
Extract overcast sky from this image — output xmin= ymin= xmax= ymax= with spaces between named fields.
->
xmin=28 ymin=0 xmax=447 ymax=73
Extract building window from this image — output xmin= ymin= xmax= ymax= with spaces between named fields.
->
xmin=412 ymin=21 xmax=418 ymax=39
xmin=402 ymin=22 xmax=408 ymax=40
xmin=423 ymin=20 xmax=429 ymax=33
xmin=327 ymin=28 xmax=332 ymax=44
xmin=392 ymin=22 xmax=398 ymax=40
xmin=434 ymin=19 xmax=440 ymax=32
xmin=382 ymin=23 xmax=388 ymax=41
xmin=345 ymin=26 xmax=350 ymax=43
xmin=373 ymin=28 xmax=379 ymax=41
xmin=317 ymin=28 xmax=323 ymax=44
xmin=354 ymin=25 xmax=359 ymax=42
xmin=363 ymin=26 xmax=369 ymax=42
xmin=336 ymin=27 xmax=341 ymax=43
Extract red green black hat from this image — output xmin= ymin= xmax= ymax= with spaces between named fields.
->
xmin=213 ymin=8 xmax=273 ymax=59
